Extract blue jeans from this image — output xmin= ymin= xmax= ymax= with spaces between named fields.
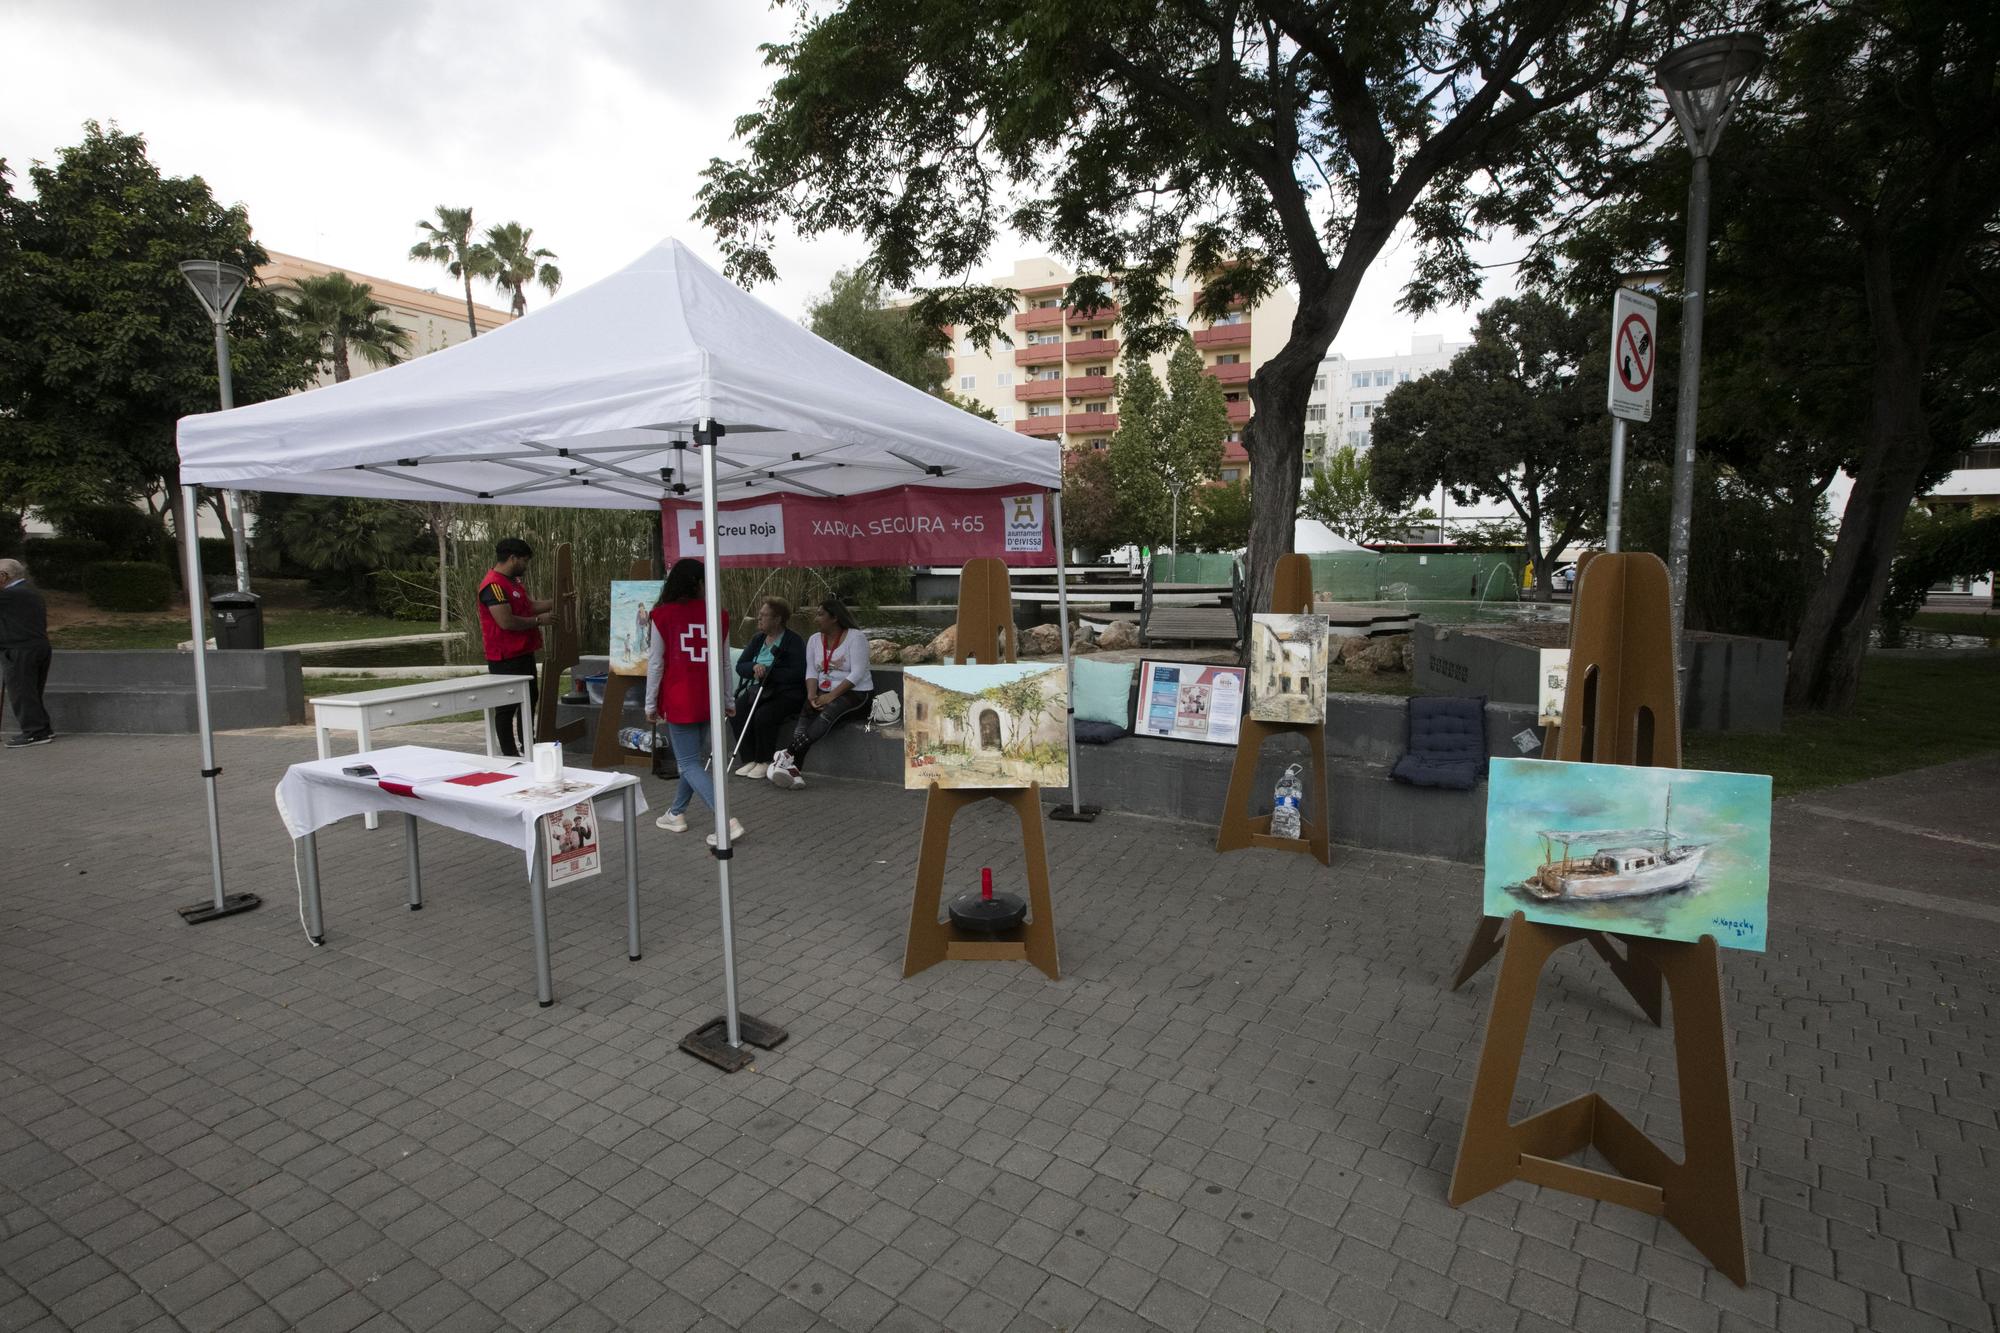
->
xmin=666 ymin=722 xmax=716 ymax=816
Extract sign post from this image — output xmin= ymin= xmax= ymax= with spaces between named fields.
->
xmin=1604 ymin=288 xmax=1658 ymax=552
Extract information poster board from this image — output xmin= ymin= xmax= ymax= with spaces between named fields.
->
xmin=1538 ymin=649 xmax=1570 ymax=727
xmin=1136 ymin=661 xmax=1246 ymax=746
xmin=543 ymin=800 xmax=602 ymax=885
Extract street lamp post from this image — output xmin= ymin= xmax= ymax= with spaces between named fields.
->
xmin=178 ymin=260 xmax=253 ymax=595
xmin=1657 ymin=33 xmax=1766 ymax=640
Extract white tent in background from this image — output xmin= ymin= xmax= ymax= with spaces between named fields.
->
xmin=177 ymin=237 xmax=1070 ymax=1064
xmin=1294 ymin=518 xmax=1369 ymax=554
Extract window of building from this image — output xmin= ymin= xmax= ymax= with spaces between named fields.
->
xmin=1225 ymin=392 xmax=1244 ymax=403
xmin=1030 ymin=404 xmax=1060 ymax=417
xmin=1313 ymin=375 xmax=1326 ymax=392
xmin=992 ymin=403 xmax=1013 ymax=422
xmin=1350 ymin=404 xmax=1366 ymax=418
xmin=1085 ymin=365 xmax=1109 ymax=377
xmin=1349 ymin=430 xmax=1365 ymax=447
xmin=995 ymin=372 xmax=1011 ymax=387
xmin=1305 ymin=405 xmax=1326 ymax=423
xmin=1093 ymin=440 xmax=1109 ymax=450
xmin=960 ymin=375 xmax=976 ymax=391
xmin=1221 ymin=468 xmax=1241 ymax=482
xmin=1034 ymin=368 xmax=1061 ymax=381
xmin=1398 ymin=370 xmax=1412 ymax=382
xmin=1374 ymin=370 xmax=1393 ymax=386
xmin=1352 ymin=372 xmax=1369 ymax=388
xmin=1216 ymin=311 xmax=1247 ymax=325
xmin=1085 ymin=401 xmax=1108 ymax=413
xmin=1216 ymin=353 xmax=1242 ymax=365
xmin=1031 ymin=332 xmax=1061 ymax=345
xmin=1223 ymin=431 xmax=1241 ymax=444
xmin=1033 ymin=297 xmax=1060 ymax=309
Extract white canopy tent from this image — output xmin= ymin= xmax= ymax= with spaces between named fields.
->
xmin=177 ymin=238 xmax=1070 ymax=1060
xmin=1293 ymin=519 xmax=1368 ymax=554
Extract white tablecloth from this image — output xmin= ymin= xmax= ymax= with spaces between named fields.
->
xmin=276 ymin=745 xmax=647 ymax=869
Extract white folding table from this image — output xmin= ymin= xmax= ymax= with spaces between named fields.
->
xmin=309 ymin=676 xmax=531 ymax=829
xmin=276 ymin=745 xmax=648 ymax=1007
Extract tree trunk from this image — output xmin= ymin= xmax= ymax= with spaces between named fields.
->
xmin=1784 ymin=347 xmax=1931 ymax=711
xmin=462 ymin=273 xmax=480 ymax=339
xmin=333 ymin=339 xmax=351 ymax=383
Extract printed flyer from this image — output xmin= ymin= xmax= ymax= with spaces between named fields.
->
xmin=543 ymin=800 xmax=602 ymax=885
xmin=1136 ymin=662 xmax=1246 ymax=746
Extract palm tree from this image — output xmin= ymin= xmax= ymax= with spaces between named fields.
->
xmin=283 ymin=271 xmax=414 ymax=383
xmin=409 ymin=205 xmax=494 ymax=337
xmin=483 ymin=221 xmax=562 ymax=318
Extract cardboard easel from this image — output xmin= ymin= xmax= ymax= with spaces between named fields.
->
xmin=1214 ymin=554 xmax=1331 ymax=865
xmin=1447 ymin=553 xmax=1747 ymax=1286
xmin=903 ymin=559 xmax=1060 ymax=981
xmin=536 ymin=543 xmax=585 ymax=749
xmin=590 ymin=559 xmax=663 ymax=769
xmin=1449 ymin=551 xmax=1679 ymax=1022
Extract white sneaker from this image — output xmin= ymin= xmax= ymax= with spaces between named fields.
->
xmin=655 ymin=811 xmax=688 ymax=833
xmin=745 ymin=763 xmax=769 ymax=780
xmin=786 ymin=772 xmax=805 ymax=790
xmin=734 ymin=762 xmax=760 ymax=778
xmin=767 ymin=755 xmax=795 ymax=789
xmin=705 ymin=818 xmax=747 ymax=847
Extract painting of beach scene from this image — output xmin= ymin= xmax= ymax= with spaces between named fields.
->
xmin=608 ymin=580 xmax=661 ymax=675
xmin=903 ymin=663 xmax=1069 ymax=790
xmin=1248 ymin=613 xmax=1330 ymax=723
xmin=1483 ymin=757 xmax=1772 ymax=951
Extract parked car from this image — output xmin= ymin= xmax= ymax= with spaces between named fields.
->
xmin=1551 ymin=563 xmax=1578 ymax=593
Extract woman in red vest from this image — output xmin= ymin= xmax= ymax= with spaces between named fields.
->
xmin=643 ymin=558 xmax=743 ymax=842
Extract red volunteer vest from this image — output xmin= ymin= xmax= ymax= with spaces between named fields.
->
xmin=650 ymin=601 xmax=730 ymax=725
xmin=477 ymin=569 xmax=542 ymax=661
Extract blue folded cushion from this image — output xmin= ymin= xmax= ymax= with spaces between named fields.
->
xmin=1391 ymin=695 xmax=1488 ymax=790
xmin=1073 ymin=719 xmax=1126 ymax=745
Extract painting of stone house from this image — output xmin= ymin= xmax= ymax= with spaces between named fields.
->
xmin=904 ymin=663 xmax=1070 ymax=790
xmin=1248 ymin=614 xmax=1329 ymax=723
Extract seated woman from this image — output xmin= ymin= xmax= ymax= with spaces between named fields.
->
xmin=767 ymin=596 xmax=872 ymax=790
xmin=729 ymin=596 xmax=805 ymax=779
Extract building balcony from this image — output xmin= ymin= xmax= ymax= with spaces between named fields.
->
xmin=1223 ymin=440 xmax=1250 ymax=463
xmin=1016 ymin=416 xmax=1064 ymax=437
xmin=1194 ymin=322 xmax=1252 ymax=350
xmin=1065 ymin=375 xmax=1114 ymax=397
xmin=1014 ymin=343 xmax=1064 ymax=367
xmin=1066 ymin=412 xmax=1120 ymax=434
xmin=1205 ymin=361 xmax=1251 ymax=385
xmin=1015 ymin=307 xmax=1065 ymax=332
xmin=1065 ymin=338 xmax=1119 ymax=363
xmin=1018 ymin=281 xmax=1065 ymax=299
xmin=1067 ymin=302 xmax=1119 ymax=325
xmin=1015 ymin=380 xmax=1064 ymax=401
xmin=1225 ymin=400 xmax=1253 ymax=425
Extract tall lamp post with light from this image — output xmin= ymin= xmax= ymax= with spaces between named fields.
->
xmin=178 ymin=260 xmax=254 ymax=596
xmin=1657 ymin=33 xmax=1766 ymax=640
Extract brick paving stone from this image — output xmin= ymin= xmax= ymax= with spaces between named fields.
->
xmin=3 ymin=733 xmax=2000 ymax=1332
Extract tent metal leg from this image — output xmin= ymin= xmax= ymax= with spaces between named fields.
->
xmin=528 ymin=820 xmax=554 ymax=1008
xmin=175 ymin=483 xmax=261 ymax=926
xmin=679 ymin=419 xmax=787 ymax=1073
xmin=299 ymin=832 xmax=324 ymax=944
xmin=1048 ymin=492 xmax=1100 ymax=824
xmin=623 ymin=784 xmax=641 ymax=961
xmin=404 ymin=814 xmax=423 ymax=910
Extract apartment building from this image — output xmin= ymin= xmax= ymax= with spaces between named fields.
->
xmin=1923 ymin=436 xmax=2000 ymax=601
xmin=940 ymin=256 xmax=1299 ymax=483
xmin=259 ymin=250 xmax=512 ymax=387
xmin=1305 ymin=333 xmax=1470 ymax=467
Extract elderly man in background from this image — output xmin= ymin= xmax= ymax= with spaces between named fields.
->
xmin=0 ymin=558 xmax=55 ymax=748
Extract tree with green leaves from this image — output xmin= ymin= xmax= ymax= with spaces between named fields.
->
xmin=410 ymin=205 xmax=495 ymax=338
xmin=1107 ymin=339 xmax=1230 ymax=547
xmin=0 ymin=123 xmax=317 ymax=541
xmin=483 ymin=221 xmax=562 ymax=318
xmin=806 ymin=266 xmax=950 ymax=391
xmin=1299 ymin=445 xmax=1405 ymax=543
xmin=697 ymin=0 xmax=1674 ymax=619
xmin=283 ymin=270 xmax=413 ymax=383
xmin=1368 ymin=294 xmax=1606 ymax=600
xmin=1058 ymin=446 xmax=1120 ymax=555
xmin=1186 ymin=479 xmax=1253 ymax=552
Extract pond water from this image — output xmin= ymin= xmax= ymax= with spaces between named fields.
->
xmin=1339 ymin=599 xmax=1572 ymax=628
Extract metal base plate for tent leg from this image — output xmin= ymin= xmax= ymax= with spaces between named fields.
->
xmin=1048 ymin=804 xmax=1102 ymax=823
xmin=679 ymin=1014 xmax=789 ymax=1072
xmin=178 ymin=893 xmax=262 ymax=925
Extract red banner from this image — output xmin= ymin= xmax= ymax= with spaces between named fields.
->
xmin=660 ymin=485 xmax=1054 ymax=568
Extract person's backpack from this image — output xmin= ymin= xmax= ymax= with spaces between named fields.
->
xmin=868 ymin=691 xmax=902 ymax=729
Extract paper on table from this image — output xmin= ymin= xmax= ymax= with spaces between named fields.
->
xmin=373 ymin=751 xmax=490 ymax=785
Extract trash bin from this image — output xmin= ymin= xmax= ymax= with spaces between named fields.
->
xmin=209 ymin=591 xmax=264 ymax=650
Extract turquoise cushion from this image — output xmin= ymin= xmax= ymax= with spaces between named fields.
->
xmin=1073 ymin=659 xmax=1136 ymax=729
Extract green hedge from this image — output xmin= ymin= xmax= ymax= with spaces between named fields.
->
xmin=22 ymin=537 xmax=113 ymax=591
xmin=55 ymin=506 xmax=168 ymax=562
xmin=83 ymin=561 xmax=176 ymax=612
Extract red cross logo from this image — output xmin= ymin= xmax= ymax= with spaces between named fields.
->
xmin=688 ymin=519 xmax=704 ymax=548
xmin=680 ymin=624 xmax=709 ymax=662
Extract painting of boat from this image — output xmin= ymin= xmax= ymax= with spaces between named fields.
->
xmin=1524 ymin=789 xmax=1706 ymax=900
xmin=1482 ymin=757 xmax=1773 ymax=952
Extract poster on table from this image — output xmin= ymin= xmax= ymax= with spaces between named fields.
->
xmin=1136 ymin=661 xmax=1246 ymax=746
xmin=1538 ymin=649 xmax=1570 ymax=727
xmin=1247 ymin=614 xmax=1330 ymax=724
xmin=608 ymin=580 xmax=662 ymax=676
xmin=903 ymin=663 xmax=1069 ymax=790
xmin=542 ymin=800 xmax=602 ymax=884
xmin=1482 ymin=757 xmax=1771 ymax=951
xmin=660 ymin=485 xmax=1053 ymax=568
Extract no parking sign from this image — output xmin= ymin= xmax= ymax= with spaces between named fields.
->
xmin=1607 ymin=288 xmax=1658 ymax=423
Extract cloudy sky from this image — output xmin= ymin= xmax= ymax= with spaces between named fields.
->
xmin=2 ymin=0 xmax=1507 ymax=356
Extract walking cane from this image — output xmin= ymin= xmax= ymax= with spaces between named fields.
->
xmin=706 ymin=680 xmax=765 ymax=772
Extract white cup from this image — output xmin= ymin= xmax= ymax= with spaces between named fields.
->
xmin=532 ymin=742 xmax=564 ymax=782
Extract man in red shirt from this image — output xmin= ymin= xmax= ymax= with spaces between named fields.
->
xmin=476 ymin=537 xmax=554 ymax=756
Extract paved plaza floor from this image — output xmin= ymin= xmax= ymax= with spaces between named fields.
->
xmin=2 ymin=729 xmax=1996 ymax=1333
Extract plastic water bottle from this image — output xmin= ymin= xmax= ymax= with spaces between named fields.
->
xmin=1271 ymin=763 xmax=1304 ymax=840
xmin=616 ymin=726 xmax=658 ymax=753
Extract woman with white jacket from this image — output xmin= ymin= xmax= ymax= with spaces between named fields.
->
xmin=767 ymin=596 xmax=873 ymax=789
